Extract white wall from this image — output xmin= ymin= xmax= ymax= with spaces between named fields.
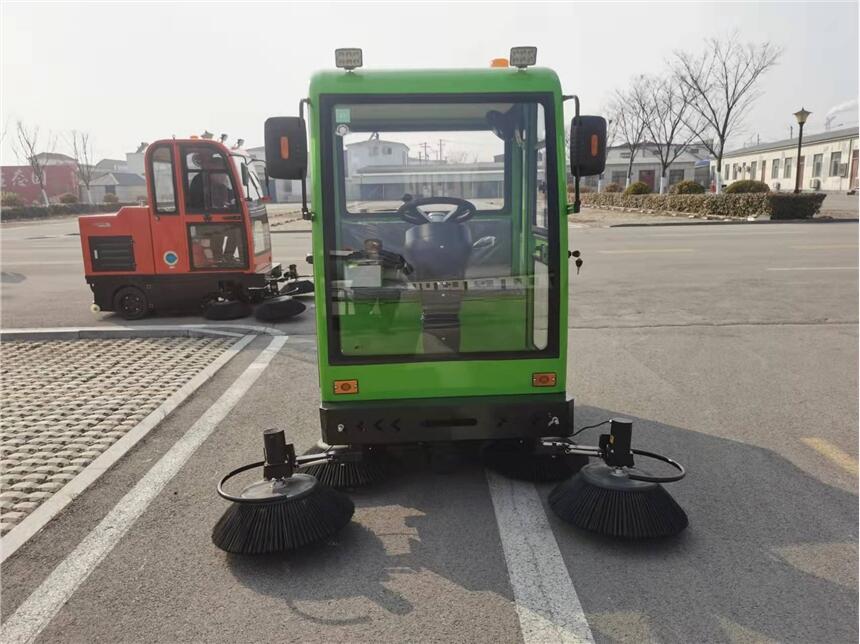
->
xmin=717 ymin=134 xmax=858 ymax=192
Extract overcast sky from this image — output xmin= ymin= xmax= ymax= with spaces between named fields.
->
xmin=1 ymin=1 xmax=857 ymax=164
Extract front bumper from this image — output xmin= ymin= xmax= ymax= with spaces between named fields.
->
xmin=319 ymin=393 xmax=573 ymax=445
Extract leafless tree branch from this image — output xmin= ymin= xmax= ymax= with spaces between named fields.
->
xmin=673 ymin=33 xmax=781 ymax=190
xmin=70 ymin=130 xmax=96 ymax=203
xmin=14 ymin=121 xmax=56 ymax=206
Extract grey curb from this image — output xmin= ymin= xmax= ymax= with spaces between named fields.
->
xmin=608 ymin=218 xmax=859 ymax=228
xmin=0 ymin=324 xmax=286 ymax=342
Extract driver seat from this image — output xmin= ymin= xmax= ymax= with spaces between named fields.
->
xmin=403 ymin=213 xmax=473 ymax=282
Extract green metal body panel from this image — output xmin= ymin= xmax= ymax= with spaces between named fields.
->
xmin=305 ymin=68 xmax=570 ymax=403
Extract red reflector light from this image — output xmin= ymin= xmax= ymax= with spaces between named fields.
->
xmin=590 ymin=134 xmax=599 ymax=156
xmin=334 ymin=379 xmax=358 ymax=395
xmin=532 ymin=372 xmax=557 ymax=387
xmin=280 ymin=136 xmax=290 ymax=160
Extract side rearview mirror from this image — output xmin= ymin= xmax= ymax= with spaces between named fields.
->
xmin=240 ymin=163 xmax=250 ymax=188
xmin=570 ymin=115 xmax=607 ymax=177
xmin=264 ymin=117 xmax=307 ymax=180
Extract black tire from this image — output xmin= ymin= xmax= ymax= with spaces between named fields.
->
xmin=203 ymin=299 xmax=252 ymax=321
xmin=255 ymin=295 xmax=306 ymax=322
xmin=113 ymin=286 xmax=150 ymax=320
xmin=280 ymin=279 xmax=314 ymax=296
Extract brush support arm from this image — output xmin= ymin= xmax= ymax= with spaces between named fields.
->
xmin=539 ymin=439 xmax=686 ymax=484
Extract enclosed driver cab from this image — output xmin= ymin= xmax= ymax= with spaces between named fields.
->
xmin=266 ymin=50 xmax=605 ymax=445
xmin=79 ymin=138 xmax=275 ymax=318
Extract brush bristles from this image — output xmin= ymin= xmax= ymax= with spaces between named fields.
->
xmin=212 ymin=484 xmax=354 ymax=554
xmin=299 ymin=460 xmax=388 ymax=489
xmin=549 ymin=473 xmax=688 ymax=539
xmin=482 ymin=444 xmax=589 ymax=482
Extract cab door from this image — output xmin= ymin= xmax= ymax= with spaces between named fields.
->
xmin=177 ymin=143 xmax=249 ymax=274
xmin=146 ymin=142 xmax=188 ymax=274
xmin=523 ymin=104 xmax=551 ymax=351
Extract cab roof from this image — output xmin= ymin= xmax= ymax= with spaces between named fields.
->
xmin=309 ymin=67 xmax=563 ymax=97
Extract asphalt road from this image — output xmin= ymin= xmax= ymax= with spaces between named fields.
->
xmin=1 ymin=215 xmax=858 ymax=643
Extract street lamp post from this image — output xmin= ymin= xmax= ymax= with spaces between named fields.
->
xmin=793 ymin=108 xmax=811 ymax=193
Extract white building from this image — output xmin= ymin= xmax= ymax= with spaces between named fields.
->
xmin=717 ymin=126 xmax=859 ymax=193
xmin=89 ymin=172 xmax=147 ymax=204
xmin=345 ymin=138 xmax=409 ymax=174
xmin=597 ymin=143 xmax=712 ymax=192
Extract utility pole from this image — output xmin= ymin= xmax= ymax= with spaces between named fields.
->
xmin=419 ymin=142 xmax=430 ymax=162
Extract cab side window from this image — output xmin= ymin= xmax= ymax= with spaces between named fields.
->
xmin=183 ymin=148 xmax=239 ymax=213
xmin=150 ymin=146 xmax=177 ymax=214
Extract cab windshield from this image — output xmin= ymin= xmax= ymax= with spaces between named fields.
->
xmin=323 ymin=95 xmax=559 ymax=363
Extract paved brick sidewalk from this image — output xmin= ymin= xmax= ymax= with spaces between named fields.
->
xmin=0 ymin=336 xmax=237 ymax=534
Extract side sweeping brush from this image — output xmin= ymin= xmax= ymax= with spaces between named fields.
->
xmin=481 ymin=439 xmax=589 ymax=482
xmin=212 ymin=429 xmax=354 ymax=554
xmin=547 ymin=418 xmax=688 ymax=539
xmin=297 ymin=443 xmax=391 ymax=489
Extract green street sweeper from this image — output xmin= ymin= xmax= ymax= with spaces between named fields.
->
xmin=212 ymin=48 xmax=688 ymax=555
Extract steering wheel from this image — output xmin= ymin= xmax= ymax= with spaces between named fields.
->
xmin=397 ymin=197 xmax=477 ymax=225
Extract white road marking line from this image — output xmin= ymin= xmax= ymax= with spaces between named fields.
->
xmin=0 ymin=334 xmax=255 ymax=563
xmin=0 ymin=335 xmax=287 ymax=644
xmin=0 ymin=260 xmax=79 ymax=266
xmin=597 ymin=248 xmax=694 ymax=254
xmin=653 ymin=230 xmax=806 ymax=237
xmin=486 ymin=470 xmax=594 ymax=644
xmin=766 ymin=266 xmax=856 ymax=271
xmin=789 ymin=244 xmax=859 ymax=250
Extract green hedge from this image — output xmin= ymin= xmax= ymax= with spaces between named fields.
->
xmin=768 ymin=193 xmax=827 ymax=220
xmin=724 ymin=180 xmax=770 ymax=194
xmin=669 ymin=180 xmax=705 ymax=195
xmin=623 ymin=181 xmax=650 ymax=195
xmin=580 ymin=192 xmax=827 ymax=219
xmin=0 ymin=202 xmax=137 ymax=221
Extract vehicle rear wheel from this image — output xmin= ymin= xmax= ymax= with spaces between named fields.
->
xmin=203 ymin=299 xmax=252 ymax=321
xmin=113 ymin=286 xmax=150 ymax=320
xmin=255 ymin=295 xmax=306 ymax=322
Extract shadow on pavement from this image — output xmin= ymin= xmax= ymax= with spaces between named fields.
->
xmin=226 ymin=406 xmax=858 ymax=643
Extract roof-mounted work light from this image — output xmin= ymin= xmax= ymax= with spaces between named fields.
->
xmin=509 ymin=46 xmax=537 ymax=69
xmin=335 ymin=48 xmax=363 ymax=71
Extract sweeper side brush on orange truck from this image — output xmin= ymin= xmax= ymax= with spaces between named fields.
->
xmin=78 ymin=137 xmax=311 ymax=321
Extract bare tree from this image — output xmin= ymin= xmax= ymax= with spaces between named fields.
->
xmin=633 ymin=75 xmax=699 ymax=193
xmin=609 ymin=80 xmax=649 ymax=188
xmin=70 ymin=130 xmax=96 ymax=204
xmin=674 ymin=34 xmax=781 ymax=193
xmin=14 ymin=121 xmax=55 ymax=205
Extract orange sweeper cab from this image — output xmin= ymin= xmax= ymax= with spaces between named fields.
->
xmin=79 ymin=137 xmax=310 ymax=321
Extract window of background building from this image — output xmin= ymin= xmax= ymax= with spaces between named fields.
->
xmin=784 ymin=157 xmax=793 ymax=179
xmin=829 ymin=151 xmax=842 ymax=176
xmin=732 ymin=164 xmax=738 ymax=180
xmin=723 ymin=165 xmax=729 ymax=180
xmin=669 ymin=168 xmax=685 ymax=185
xmin=611 ymin=171 xmax=626 ymax=184
xmin=750 ymin=161 xmax=757 ymax=179
xmin=771 ymin=159 xmax=780 ymax=179
xmin=812 ymin=154 xmax=823 ymax=177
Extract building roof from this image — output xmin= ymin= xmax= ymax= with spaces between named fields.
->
xmin=605 ymin=142 xmax=711 ymax=166
xmin=723 ymin=126 xmax=859 ymax=158
xmin=95 ymin=158 xmax=126 ymax=170
xmin=91 ymin=172 xmax=146 ymax=187
xmin=346 ymin=139 xmax=409 ymax=148
xmin=34 ymin=152 xmax=75 ymax=162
